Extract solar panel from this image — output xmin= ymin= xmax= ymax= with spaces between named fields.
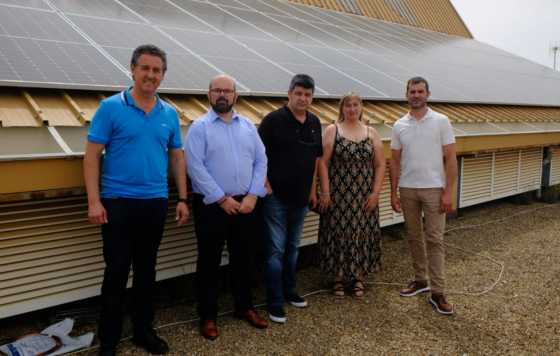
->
xmin=225 ymin=7 xmax=323 ymax=46
xmin=0 ymin=36 xmax=129 ymax=87
xmin=243 ymin=0 xmax=331 ymax=24
xmin=0 ymin=0 xmax=50 ymax=10
xmin=50 ymin=0 xmax=141 ymax=22
xmin=103 ymin=46 xmax=219 ymax=91
xmin=267 ymin=15 xmax=361 ymax=50
xmin=67 ymin=15 xmax=177 ymax=50
xmin=0 ymin=6 xmax=86 ymax=43
xmin=120 ymin=0 xmax=218 ymax=33
xmin=0 ymin=0 xmax=558 ymax=106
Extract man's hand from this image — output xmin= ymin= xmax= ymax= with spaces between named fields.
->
xmin=176 ymin=202 xmax=189 ymax=225
xmin=391 ymin=192 xmax=402 ymax=213
xmin=220 ymin=197 xmax=241 ymax=215
xmin=239 ymin=195 xmax=257 ymax=214
xmin=88 ymin=200 xmax=108 ymax=224
xmin=440 ymin=189 xmax=453 ymax=214
xmin=265 ymin=180 xmax=273 ymax=195
xmin=364 ymin=192 xmax=380 ymax=214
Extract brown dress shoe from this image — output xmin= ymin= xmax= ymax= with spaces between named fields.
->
xmin=200 ymin=320 xmax=219 ymax=340
xmin=429 ymin=293 xmax=455 ymax=315
xmin=235 ymin=309 xmax=268 ymax=329
xmin=399 ymin=280 xmax=430 ymax=297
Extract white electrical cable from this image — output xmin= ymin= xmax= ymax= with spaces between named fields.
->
xmin=66 ymin=203 xmax=558 ymax=355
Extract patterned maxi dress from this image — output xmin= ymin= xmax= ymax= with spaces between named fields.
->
xmin=319 ymin=126 xmax=382 ymax=281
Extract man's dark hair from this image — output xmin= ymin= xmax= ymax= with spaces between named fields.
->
xmin=130 ymin=44 xmax=167 ymax=73
xmin=406 ymin=76 xmax=430 ymax=93
xmin=289 ymin=74 xmax=315 ymax=92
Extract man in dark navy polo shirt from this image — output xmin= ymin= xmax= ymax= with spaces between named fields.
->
xmin=84 ymin=44 xmax=189 ymax=356
xmin=258 ymin=74 xmax=322 ymax=324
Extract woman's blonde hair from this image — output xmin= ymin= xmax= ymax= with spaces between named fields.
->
xmin=337 ymin=91 xmax=363 ymax=122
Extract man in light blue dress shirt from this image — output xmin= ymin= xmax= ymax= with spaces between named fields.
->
xmin=184 ymin=74 xmax=269 ymax=340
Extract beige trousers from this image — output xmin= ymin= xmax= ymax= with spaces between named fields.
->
xmin=399 ymin=187 xmax=446 ymax=294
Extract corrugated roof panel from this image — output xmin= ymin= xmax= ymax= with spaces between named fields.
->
xmin=27 ymin=92 xmax=81 ymax=126
xmin=0 ymin=91 xmax=40 ymax=127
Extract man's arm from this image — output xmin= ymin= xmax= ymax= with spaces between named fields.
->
xmin=84 ymin=141 xmax=107 ymax=224
xmin=441 ymin=143 xmax=458 ymax=213
xmin=258 ymin=115 xmax=273 ymax=195
xmin=169 ymin=148 xmax=189 ymax=225
xmin=389 ymin=149 xmax=402 ymax=213
xmin=240 ymin=127 xmax=268 ymax=214
xmin=184 ymin=122 xmax=225 ymax=204
xmin=309 ymin=158 xmax=319 ymax=209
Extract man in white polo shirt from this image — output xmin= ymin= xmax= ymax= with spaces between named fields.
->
xmin=390 ymin=77 xmax=458 ymax=315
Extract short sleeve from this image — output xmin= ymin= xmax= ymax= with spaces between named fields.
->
xmin=87 ymin=100 xmax=113 ymax=144
xmin=440 ymin=117 xmax=455 ymax=145
xmin=390 ymin=122 xmax=402 ymax=150
xmin=168 ymin=109 xmax=183 ymax=149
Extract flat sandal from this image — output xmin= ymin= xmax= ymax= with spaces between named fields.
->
xmin=333 ymin=281 xmax=345 ymax=297
xmin=352 ymin=280 xmax=365 ymax=298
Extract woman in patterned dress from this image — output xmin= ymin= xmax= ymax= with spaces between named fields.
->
xmin=317 ymin=92 xmax=385 ymax=297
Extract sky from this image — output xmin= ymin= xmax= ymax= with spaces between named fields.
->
xmin=450 ymin=0 xmax=560 ymax=70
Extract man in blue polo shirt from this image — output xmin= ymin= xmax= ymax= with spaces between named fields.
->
xmin=84 ymin=44 xmax=189 ymax=356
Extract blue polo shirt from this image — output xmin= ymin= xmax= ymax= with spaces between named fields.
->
xmin=87 ymin=89 xmax=182 ymax=199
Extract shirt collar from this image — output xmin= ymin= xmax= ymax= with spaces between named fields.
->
xmin=209 ymin=107 xmax=240 ymax=122
xmin=122 ymin=87 xmax=163 ymax=111
xmin=406 ymin=107 xmax=432 ymax=122
xmin=283 ymin=105 xmax=309 ymax=125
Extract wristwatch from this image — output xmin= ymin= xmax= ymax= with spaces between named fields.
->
xmin=177 ymin=198 xmax=188 ymax=204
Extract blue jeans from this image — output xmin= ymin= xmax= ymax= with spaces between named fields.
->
xmin=262 ymin=194 xmax=309 ymax=308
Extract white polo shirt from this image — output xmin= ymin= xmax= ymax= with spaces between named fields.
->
xmin=390 ymin=108 xmax=455 ymax=188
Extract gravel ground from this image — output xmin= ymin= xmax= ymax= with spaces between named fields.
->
xmin=2 ymin=200 xmax=559 ymax=355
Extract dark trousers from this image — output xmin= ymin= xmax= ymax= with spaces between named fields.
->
xmin=98 ymin=198 xmax=168 ymax=348
xmin=192 ymin=193 xmax=256 ymax=320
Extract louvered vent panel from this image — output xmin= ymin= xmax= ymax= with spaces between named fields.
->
xmin=459 ymin=153 xmax=493 ymax=207
xmin=492 ymin=151 xmax=519 ymax=198
xmin=519 ymin=148 xmax=542 ymax=191
xmin=550 ymin=147 xmax=560 ymax=186
xmin=460 ymin=149 xmax=543 ymax=208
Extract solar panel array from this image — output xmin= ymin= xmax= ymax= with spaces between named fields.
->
xmin=0 ymin=0 xmax=559 ymax=106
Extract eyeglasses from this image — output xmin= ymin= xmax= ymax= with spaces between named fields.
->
xmin=210 ymin=88 xmax=235 ymax=95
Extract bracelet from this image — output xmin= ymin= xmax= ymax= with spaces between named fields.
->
xmin=177 ymin=198 xmax=188 ymax=204
xmin=319 ymin=192 xmax=330 ymax=196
